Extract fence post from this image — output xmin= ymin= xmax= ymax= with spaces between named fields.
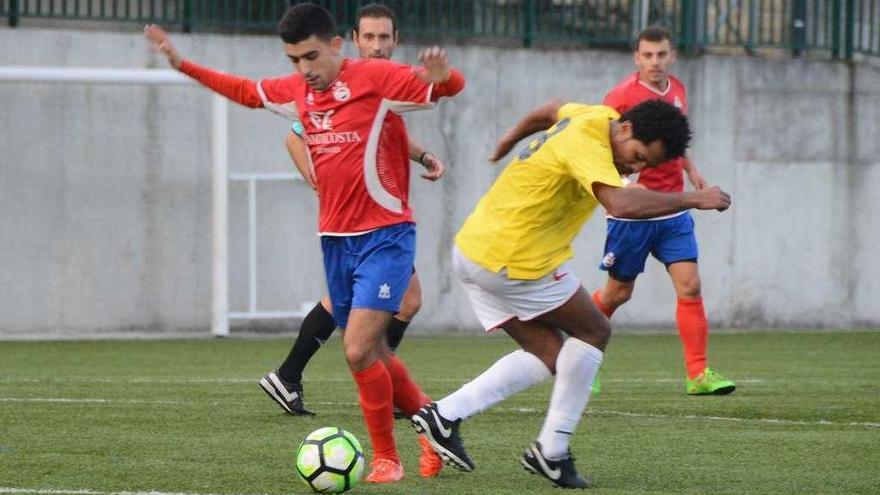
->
xmin=791 ymin=0 xmax=807 ymax=57
xmin=8 ymin=0 xmax=19 ymax=27
xmin=844 ymin=0 xmax=855 ymax=60
xmin=183 ymin=0 xmax=194 ymax=33
xmin=832 ymin=0 xmax=841 ymax=58
xmin=522 ymin=0 xmax=535 ymax=48
xmin=679 ymin=0 xmax=696 ymax=54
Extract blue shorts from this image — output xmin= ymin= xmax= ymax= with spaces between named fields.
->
xmin=599 ymin=212 xmax=698 ymax=282
xmin=321 ymin=222 xmax=416 ymax=329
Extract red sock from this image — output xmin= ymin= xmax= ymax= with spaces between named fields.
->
xmin=676 ymin=297 xmax=708 ymax=379
xmin=352 ymin=360 xmax=398 ymax=462
xmin=386 ymin=355 xmax=430 ymax=416
xmin=591 ymin=289 xmax=615 ymax=318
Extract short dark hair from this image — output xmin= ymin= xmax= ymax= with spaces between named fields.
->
xmin=620 ymin=99 xmax=691 ymax=161
xmin=278 ymin=3 xmax=337 ymax=44
xmin=635 ymin=26 xmax=673 ymax=51
xmin=355 ymin=3 xmax=396 ymax=33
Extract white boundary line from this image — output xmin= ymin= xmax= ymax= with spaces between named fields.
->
xmin=2 ymin=397 xmax=878 ymax=429
xmin=0 ymin=377 xmax=771 ymax=384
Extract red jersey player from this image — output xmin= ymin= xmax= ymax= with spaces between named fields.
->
xmin=144 ymin=3 xmax=464 ymax=482
xmin=592 ymin=27 xmax=735 ymax=395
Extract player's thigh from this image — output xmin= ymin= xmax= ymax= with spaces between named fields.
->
xmin=600 ymin=219 xmax=655 ymax=281
xmin=500 ymin=319 xmax=564 ymax=374
xmin=533 ymin=286 xmax=611 ymax=351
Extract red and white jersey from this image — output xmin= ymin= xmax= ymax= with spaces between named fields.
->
xmin=258 ymin=58 xmax=445 ymax=235
xmin=179 ymin=57 xmax=464 ymax=235
xmin=604 ymin=72 xmax=688 ymax=193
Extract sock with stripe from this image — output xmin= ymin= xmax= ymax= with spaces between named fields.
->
xmin=537 ymin=338 xmax=603 ymax=459
xmin=278 ymin=301 xmax=336 ymax=384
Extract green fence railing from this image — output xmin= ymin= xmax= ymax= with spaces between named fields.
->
xmin=2 ymin=0 xmax=878 ymax=58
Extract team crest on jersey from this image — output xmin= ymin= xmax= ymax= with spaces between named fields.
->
xmin=332 ymin=81 xmax=351 ymax=102
xmin=306 ymin=92 xmax=315 ymax=106
xmin=673 ymin=96 xmax=683 ymax=108
xmin=378 ymin=283 xmax=391 ymax=300
xmin=602 ymin=252 xmax=616 ymax=268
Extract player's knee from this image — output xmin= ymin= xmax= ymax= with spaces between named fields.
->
xmin=604 ymin=286 xmax=632 ymax=308
xmin=676 ymin=278 xmax=702 ymax=299
xmin=343 ymin=341 xmax=375 ymax=370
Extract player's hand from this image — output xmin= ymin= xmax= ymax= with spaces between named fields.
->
xmin=687 ymin=169 xmax=708 ymax=190
xmin=415 ymin=46 xmax=451 ymax=84
xmin=144 ymin=24 xmax=183 ymax=69
xmin=420 ymin=152 xmax=445 ymax=181
xmin=694 ymin=186 xmax=731 ymax=212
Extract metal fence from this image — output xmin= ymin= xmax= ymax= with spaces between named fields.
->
xmin=2 ymin=0 xmax=878 ymax=58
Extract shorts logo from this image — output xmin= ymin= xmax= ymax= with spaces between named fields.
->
xmin=378 ymin=283 xmax=391 ymax=300
xmin=602 ymin=252 xmax=616 ymax=268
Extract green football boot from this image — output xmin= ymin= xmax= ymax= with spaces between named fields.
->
xmin=591 ymin=369 xmax=602 ymax=395
xmin=686 ymin=367 xmax=736 ymax=395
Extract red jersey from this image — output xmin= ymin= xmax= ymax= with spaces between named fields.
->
xmin=604 ymin=72 xmax=688 ymax=193
xmin=180 ymin=58 xmax=464 ymax=235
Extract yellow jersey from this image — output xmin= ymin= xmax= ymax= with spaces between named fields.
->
xmin=455 ymin=104 xmax=623 ymax=279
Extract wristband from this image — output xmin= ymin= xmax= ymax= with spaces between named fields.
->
xmin=291 ymin=121 xmax=305 ymax=137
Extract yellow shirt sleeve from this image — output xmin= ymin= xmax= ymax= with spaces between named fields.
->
xmin=551 ymin=119 xmax=623 ymax=198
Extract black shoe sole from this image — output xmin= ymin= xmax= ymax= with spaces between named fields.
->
xmin=411 ymin=415 xmax=474 ymax=472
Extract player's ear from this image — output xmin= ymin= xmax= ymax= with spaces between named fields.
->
xmin=617 ymin=120 xmax=633 ymax=140
xmin=669 ymin=49 xmax=677 ymax=64
xmin=330 ymin=35 xmax=343 ymax=53
xmin=351 ymin=30 xmax=358 ymax=43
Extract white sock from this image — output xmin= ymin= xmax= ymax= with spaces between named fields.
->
xmin=537 ymin=338 xmax=603 ymax=459
xmin=437 ymin=349 xmax=552 ymax=421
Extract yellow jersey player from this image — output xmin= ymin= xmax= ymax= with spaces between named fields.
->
xmin=413 ymin=100 xmax=730 ymax=488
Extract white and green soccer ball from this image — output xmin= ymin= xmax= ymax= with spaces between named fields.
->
xmin=295 ymin=427 xmax=365 ymax=493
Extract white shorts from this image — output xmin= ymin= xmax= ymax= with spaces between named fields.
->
xmin=453 ymin=246 xmax=581 ymax=331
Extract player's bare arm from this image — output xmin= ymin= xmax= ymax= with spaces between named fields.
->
xmin=682 ymin=156 xmax=708 ymax=190
xmin=593 ymin=182 xmax=730 ymax=218
xmin=408 ymin=137 xmax=445 ymax=181
xmin=144 ymin=24 xmax=183 ymax=69
xmin=489 ymin=99 xmax=563 ymax=162
xmin=285 ymin=131 xmax=317 ymax=191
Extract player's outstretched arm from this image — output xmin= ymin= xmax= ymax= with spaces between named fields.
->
xmin=593 ymin=182 xmax=730 ymax=219
xmin=143 ymin=24 xmax=263 ymax=108
xmin=144 ymin=24 xmax=182 ymax=69
xmin=408 ymin=137 xmax=445 ymax=181
xmin=285 ymin=126 xmax=317 ymax=191
xmin=489 ymin=100 xmax=563 ymax=162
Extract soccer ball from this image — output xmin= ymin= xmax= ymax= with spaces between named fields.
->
xmin=295 ymin=427 xmax=365 ymax=493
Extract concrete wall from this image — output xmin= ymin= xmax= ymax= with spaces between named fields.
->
xmin=1 ymin=28 xmax=878 ymax=337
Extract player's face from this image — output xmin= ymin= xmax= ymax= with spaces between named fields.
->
xmin=353 ymin=17 xmax=397 ymax=59
xmin=284 ymin=35 xmax=344 ymax=90
xmin=634 ymin=38 xmax=675 ymax=89
xmin=611 ymin=121 xmax=668 ymax=175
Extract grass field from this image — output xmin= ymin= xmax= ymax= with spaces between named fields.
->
xmin=2 ymin=331 xmax=879 ymax=495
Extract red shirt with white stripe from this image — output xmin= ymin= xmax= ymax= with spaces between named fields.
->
xmin=180 ymin=58 xmax=464 ymax=235
xmin=603 ymin=72 xmax=688 ymax=193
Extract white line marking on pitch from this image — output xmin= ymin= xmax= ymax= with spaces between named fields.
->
xmin=2 ymin=397 xmax=877 ymax=429
xmin=0 ymin=377 xmax=770 ymax=384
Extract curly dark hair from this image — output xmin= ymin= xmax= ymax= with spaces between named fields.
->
xmin=619 ymin=99 xmax=691 ymax=160
xmin=355 ymin=3 xmax=397 ymax=34
xmin=278 ymin=3 xmax=337 ymax=44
